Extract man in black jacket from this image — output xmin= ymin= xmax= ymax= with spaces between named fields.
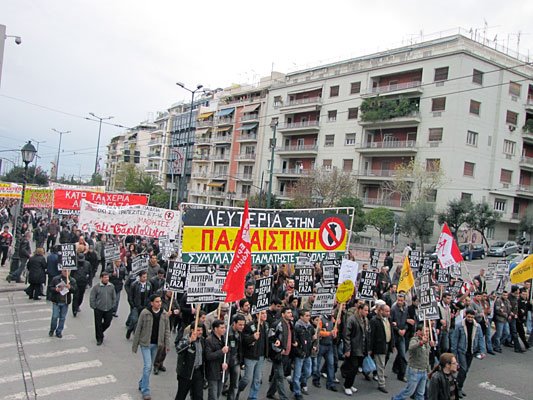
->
xmin=49 ymin=270 xmax=77 ymax=338
xmin=292 ymin=310 xmax=315 ymax=400
xmin=226 ymin=315 xmax=245 ymax=400
xmin=238 ymin=310 xmax=269 ymax=400
xmin=106 ymin=259 xmax=127 ymax=317
xmin=175 ymin=323 xmax=205 ymax=400
xmin=369 ymin=303 xmax=394 ymax=394
xmin=266 ymin=307 xmax=293 ymax=400
xmin=71 ymin=252 xmax=90 ymax=316
xmin=205 ymin=319 xmax=230 ymax=400
xmin=7 ymin=231 xmax=31 ymax=283
xmin=126 ymin=271 xmax=154 ymax=339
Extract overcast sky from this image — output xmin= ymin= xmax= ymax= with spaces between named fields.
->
xmin=1 ymin=0 xmax=532 ymax=181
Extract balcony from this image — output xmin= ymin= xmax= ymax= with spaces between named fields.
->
xmin=145 ymin=165 xmax=160 ymax=173
xmin=273 ymin=168 xmax=314 ymax=177
xmin=362 ymin=81 xmax=423 ymax=97
xmin=211 ymin=154 xmax=230 ymax=161
xmin=197 ymin=120 xmax=214 ymax=128
xmin=212 ymin=136 xmax=232 ymax=144
xmin=233 ymin=173 xmax=253 ymax=181
xmin=216 ymin=117 xmax=234 ymax=126
xmin=236 ymin=153 xmax=256 ymax=161
xmin=359 ymin=111 xmax=421 ymax=127
xmin=275 ymin=144 xmax=319 ymax=156
xmin=358 ymin=169 xmax=414 ymax=181
xmin=192 ymin=154 xmax=210 ymax=161
xmin=147 ymin=152 xmax=162 ymax=159
xmin=191 ymin=171 xmax=210 ymax=179
xmin=148 ymin=138 xmax=163 ymax=146
xmin=278 ymin=96 xmax=322 ymax=112
xmin=241 ymin=113 xmax=259 ymax=122
xmin=519 ymin=156 xmax=533 ymax=170
xmin=516 ymin=185 xmax=533 ymax=198
xmin=357 ymin=140 xmax=418 ymax=155
xmin=362 ymin=197 xmax=406 ymax=208
xmin=277 ymin=120 xmax=320 ymax=135
xmin=190 ymin=190 xmax=208 ymax=197
xmin=526 ymin=97 xmax=533 ymax=111
xmin=237 ymin=133 xmax=257 ymax=142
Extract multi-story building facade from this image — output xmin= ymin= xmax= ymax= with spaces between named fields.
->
xmin=258 ymin=34 xmax=533 ymax=241
xmin=145 ymin=112 xmax=170 ymax=185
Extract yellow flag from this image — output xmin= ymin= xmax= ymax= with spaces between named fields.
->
xmin=397 ymin=255 xmax=415 ymax=293
xmin=510 ymin=254 xmax=533 ymax=284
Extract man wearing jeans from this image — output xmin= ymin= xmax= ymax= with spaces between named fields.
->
xmin=492 ymin=291 xmax=511 ymax=352
xmin=314 ymin=312 xmax=339 ymax=391
xmin=239 ymin=310 xmax=269 ymax=400
xmin=392 ymin=323 xmax=431 ymax=400
xmin=49 ymin=270 xmax=77 ymax=338
xmin=292 ymin=310 xmax=315 ymax=400
xmin=132 ymin=294 xmax=171 ymax=400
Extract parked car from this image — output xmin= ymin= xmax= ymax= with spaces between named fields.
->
xmin=459 ymin=244 xmax=485 ymax=260
xmin=488 ymin=241 xmax=519 ymax=257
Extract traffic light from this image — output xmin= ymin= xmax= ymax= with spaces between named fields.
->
xmin=519 ymin=236 xmax=526 ymax=246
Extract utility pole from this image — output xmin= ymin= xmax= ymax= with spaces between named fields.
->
xmin=266 ymin=118 xmax=278 ymax=209
xmin=88 ymin=112 xmax=113 ymax=178
xmin=51 ymin=129 xmax=70 ymax=180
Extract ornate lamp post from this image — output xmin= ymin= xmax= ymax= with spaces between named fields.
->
xmin=7 ymin=141 xmax=37 ymax=282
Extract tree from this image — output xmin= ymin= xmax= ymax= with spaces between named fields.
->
xmin=336 ymin=197 xmax=366 ymax=233
xmin=3 ymin=166 xmax=49 ymax=185
xmin=244 ymin=192 xmax=282 ymax=209
xmin=464 ymin=201 xmax=500 ymax=248
xmin=519 ymin=205 xmax=533 ymax=248
xmin=91 ymin=173 xmax=104 ymax=186
xmin=148 ymin=187 xmax=171 ymax=208
xmin=401 ymin=201 xmax=435 ymax=251
xmin=383 ymin=160 xmax=446 ymax=203
xmin=113 ymin=163 xmax=140 ymax=192
xmin=437 ymin=199 xmax=470 ymax=241
xmin=365 ymin=207 xmax=395 ymax=240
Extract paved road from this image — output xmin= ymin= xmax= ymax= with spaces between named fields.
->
xmin=1 ymin=276 xmax=532 ymax=400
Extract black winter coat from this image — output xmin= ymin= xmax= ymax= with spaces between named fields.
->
xmin=50 ymin=275 xmax=77 ymax=304
xmin=427 ymin=369 xmax=459 ymax=400
xmin=368 ymin=315 xmax=394 ymax=355
xmin=19 ymin=238 xmax=31 ymax=259
xmin=242 ymin=320 xmax=269 ymax=360
xmin=176 ymin=335 xmax=205 ymax=380
xmin=27 ymin=254 xmax=47 ymax=284
xmin=205 ymin=332 xmax=226 ymax=381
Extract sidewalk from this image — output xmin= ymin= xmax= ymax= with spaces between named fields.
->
xmin=0 ymin=264 xmax=26 ymax=293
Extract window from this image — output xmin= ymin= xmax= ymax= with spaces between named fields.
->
xmin=503 ymin=140 xmax=516 ymax=155
xmin=463 ymin=161 xmax=475 ymax=177
xmin=330 ymin=86 xmax=339 ymax=97
xmin=426 ymin=158 xmax=441 ymax=172
xmin=466 ymin=130 xmax=478 ymax=146
xmin=345 ymin=133 xmax=356 ymax=146
xmin=242 ymin=185 xmax=251 ymax=196
xmin=426 ymin=189 xmax=438 ymax=202
xmin=432 ymin=97 xmax=446 ymax=111
xmin=434 ymin=67 xmax=449 ymax=81
xmin=343 ymin=159 xmax=353 ymax=172
xmin=500 ymin=169 xmax=512 ymax=183
xmin=509 ymin=82 xmax=521 ymax=97
xmin=494 ymin=199 xmax=506 ymax=212
xmin=348 ymin=107 xmax=359 ymax=119
xmin=274 ymin=96 xmax=282 ymax=107
xmin=323 ymin=159 xmax=332 ymax=169
xmin=506 ymin=110 xmax=518 ymax=125
xmin=350 ymin=82 xmax=361 ymax=94
xmin=328 ymin=110 xmax=337 ymax=122
xmin=428 ymin=128 xmax=443 ymax=142
xmin=472 ymin=69 xmax=483 ymax=85
xmin=325 ymin=135 xmax=335 ymax=147
xmin=486 ymin=227 xmax=495 ymax=239
xmin=469 ymin=100 xmax=481 ymax=115
xmin=461 ymin=192 xmax=472 ymax=202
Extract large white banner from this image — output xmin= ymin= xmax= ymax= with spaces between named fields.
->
xmin=78 ymin=200 xmax=181 ymax=238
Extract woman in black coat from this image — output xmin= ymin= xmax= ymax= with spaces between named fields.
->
xmin=26 ymin=248 xmax=47 ymax=300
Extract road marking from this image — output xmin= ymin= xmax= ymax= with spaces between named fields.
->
xmin=0 ymin=359 xmax=102 ymax=384
xmin=2 ymin=374 xmax=117 ymax=400
xmin=0 ymin=308 xmax=49 ymax=316
xmin=479 ymin=382 xmax=526 ymax=400
xmin=107 ymin=394 xmax=134 ymax=400
xmin=0 ymin=316 xmax=50 ymax=326
xmin=0 ymin=334 xmax=76 ymax=349
xmin=0 ymin=302 xmax=42 ymax=309
xmin=0 ymin=325 xmax=68 ymax=337
xmin=0 ymin=346 xmax=88 ymax=365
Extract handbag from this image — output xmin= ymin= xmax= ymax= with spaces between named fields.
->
xmin=362 ymin=355 xmax=377 ymax=374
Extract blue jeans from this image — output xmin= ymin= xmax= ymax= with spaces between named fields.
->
xmin=239 ymin=357 xmax=264 ymax=400
xmin=310 ymin=356 xmax=318 ymax=383
xmin=317 ymin=344 xmax=335 ymax=388
xmin=492 ymin=321 xmax=505 ymax=350
xmin=113 ymin=287 xmax=121 ymax=314
xmin=393 ymin=335 xmax=407 ymax=379
xmin=292 ymin=356 xmax=311 ymax=395
xmin=10 ymin=257 xmax=28 ymax=282
xmin=50 ymin=303 xmax=68 ymax=335
xmin=485 ymin=321 xmax=493 ymax=352
xmin=527 ymin=311 xmax=532 ymax=335
xmin=139 ymin=344 xmax=157 ymax=396
xmin=392 ymin=367 xmax=427 ymax=400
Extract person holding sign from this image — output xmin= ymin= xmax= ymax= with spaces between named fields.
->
xmin=49 ymin=269 xmax=77 ymax=338
xmin=175 ymin=323 xmax=205 ymax=400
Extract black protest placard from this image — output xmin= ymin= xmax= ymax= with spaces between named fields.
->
xmin=417 ymin=303 xmax=440 ymax=320
xmin=321 ymin=257 xmax=340 ymax=288
xmin=409 ymin=250 xmax=422 ymax=274
xmin=357 ymin=270 xmax=377 ymax=300
xmin=311 ymin=287 xmax=336 ymax=317
xmin=495 ymin=275 xmax=508 ymax=295
xmin=420 ymin=259 xmax=434 ymax=276
xmin=251 ymin=276 xmax=273 ymax=314
xmin=131 ymin=255 xmax=148 ymax=275
xmin=58 ymin=243 xmax=77 ymax=270
xmin=186 ymin=264 xmax=228 ymax=304
xmin=495 ymin=262 xmax=508 ymax=277
xmin=295 ymin=265 xmax=314 ymax=296
xmin=447 ymin=279 xmax=464 ymax=296
xmin=449 ymin=263 xmax=462 ymax=278
xmin=159 ymin=235 xmax=173 ymax=260
xmin=165 ymin=261 xmax=188 ymax=293
xmin=486 ymin=263 xmax=496 ymax=281
xmin=370 ymin=249 xmax=380 ymax=269
xmin=436 ymin=266 xmax=449 ymax=284
xmin=104 ymin=243 xmax=121 ymax=262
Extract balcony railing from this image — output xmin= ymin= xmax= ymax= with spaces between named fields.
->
xmin=237 ymin=133 xmax=257 ymax=141
xmin=362 ymin=197 xmax=405 ymax=207
xmin=520 ymin=156 xmax=533 ymax=165
xmin=527 ymin=97 xmax=533 ymax=106
xmin=359 ymin=169 xmax=401 ymax=177
xmin=211 ymin=154 xmax=230 ymax=161
xmin=190 ymin=190 xmax=208 ymax=196
xmin=148 ymin=139 xmax=163 ymax=146
xmin=276 ymin=144 xmax=319 ymax=152
xmin=369 ymin=80 xmax=422 ymax=95
xmin=197 ymin=120 xmax=214 ymax=128
xmin=212 ymin=136 xmax=232 ymax=143
xmin=241 ymin=113 xmax=259 ymax=121
xmin=237 ymin=153 xmax=256 ymax=160
xmin=359 ymin=140 xmax=417 ymax=149
xmin=217 ymin=117 xmax=234 ymax=125
xmin=518 ymin=185 xmax=533 ymax=192
xmin=233 ymin=173 xmax=253 ymax=180
xmin=283 ymin=96 xmax=322 ymax=107
xmin=192 ymin=171 xmax=210 ymax=178
xmin=195 ymin=136 xmax=212 ymax=143
xmin=147 ymin=152 xmax=162 ymax=158
xmin=193 ymin=154 xmax=210 ymax=161
xmin=273 ymin=168 xmax=313 ymax=175
xmin=278 ymin=120 xmax=320 ymax=130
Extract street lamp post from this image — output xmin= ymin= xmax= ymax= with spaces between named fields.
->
xmin=175 ymin=83 xmax=204 ymax=205
xmin=7 ymin=141 xmax=37 ymax=283
xmin=51 ymin=128 xmax=70 ymax=180
xmin=266 ymin=118 xmax=278 ymax=209
xmin=89 ymin=112 xmax=113 ymax=179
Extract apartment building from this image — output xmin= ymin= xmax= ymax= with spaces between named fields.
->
xmin=258 ymin=34 xmax=533 ymax=241
xmin=145 ymin=112 xmax=170 ymax=185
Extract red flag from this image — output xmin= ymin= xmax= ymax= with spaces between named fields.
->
xmin=436 ymin=222 xmax=463 ymax=268
xmin=222 ymin=200 xmax=252 ymax=303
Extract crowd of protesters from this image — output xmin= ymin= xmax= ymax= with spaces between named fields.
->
xmin=2 ymin=210 xmax=532 ymax=400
